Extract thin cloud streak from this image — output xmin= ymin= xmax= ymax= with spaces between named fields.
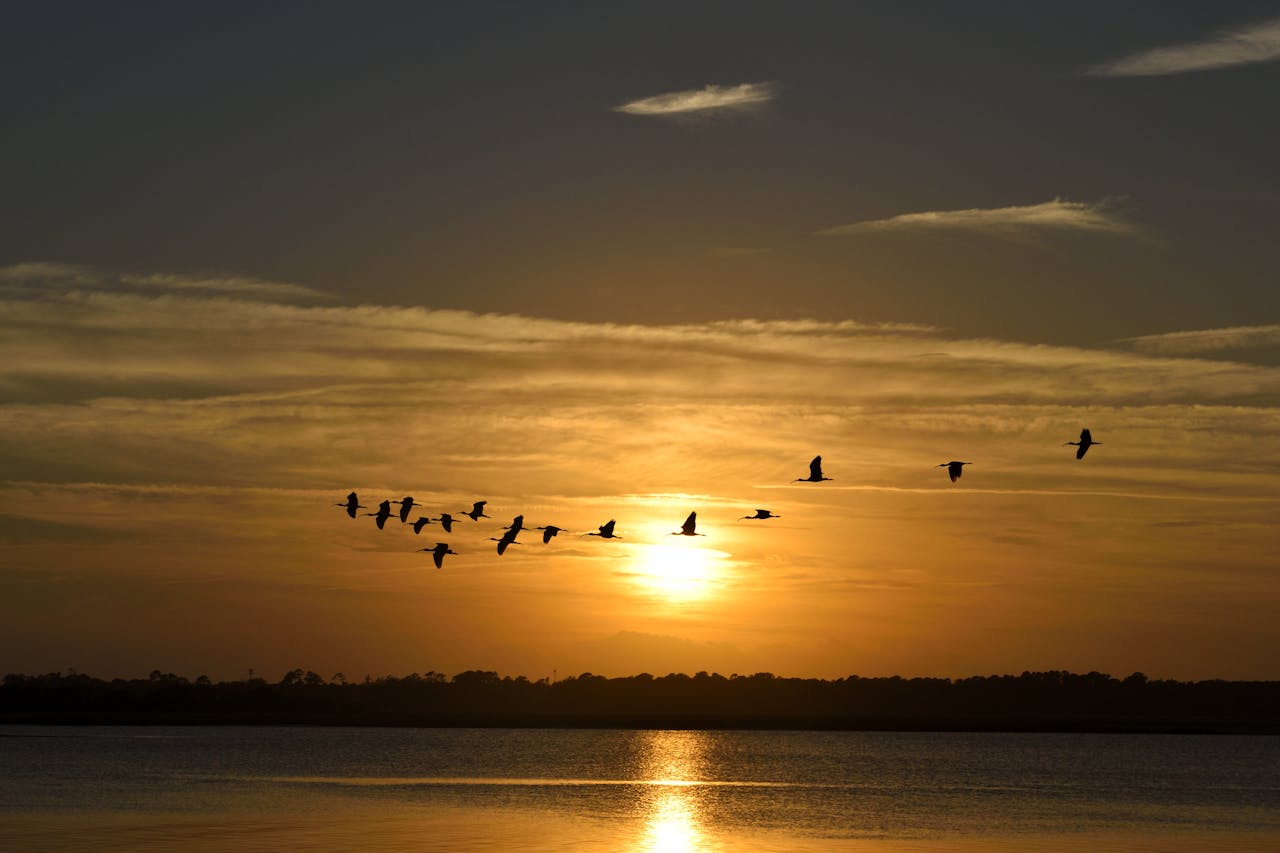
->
xmin=816 ymin=199 xmax=1135 ymax=238
xmin=1084 ymin=16 xmax=1280 ymax=77
xmin=0 ymin=261 xmax=326 ymax=302
xmin=1124 ymin=324 xmax=1280 ymax=355
xmin=614 ymin=82 xmax=777 ymax=116
xmin=755 ymin=483 xmax=1280 ymax=504
xmin=2 ymin=270 xmax=1276 ymax=412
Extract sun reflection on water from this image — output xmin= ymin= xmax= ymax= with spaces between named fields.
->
xmin=631 ymin=730 xmax=725 ymax=853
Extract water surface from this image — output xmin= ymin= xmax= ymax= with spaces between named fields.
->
xmin=2 ymin=726 xmax=1276 ymax=851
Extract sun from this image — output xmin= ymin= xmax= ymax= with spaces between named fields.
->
xmin=630 ymin=542 xmax=730 ymax=603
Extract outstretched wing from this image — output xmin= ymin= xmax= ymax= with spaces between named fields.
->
xmin=809 ymin=456 xmax=823 ymax=480
xmin=681 ymin=512 xmax=697 ymax=535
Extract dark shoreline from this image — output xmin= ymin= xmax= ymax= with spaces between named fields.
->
xmin=3 ymin=712 xmax=1277 ymax=734
xmin=6 ymin=669 xmax=1278 ymax=734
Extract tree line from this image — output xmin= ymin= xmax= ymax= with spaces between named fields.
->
xmin=3 ymin=669 xmax=1277 ymax=732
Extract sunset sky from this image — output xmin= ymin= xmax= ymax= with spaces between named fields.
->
xmin=3 ymin=2 xmax=1278 ymax=683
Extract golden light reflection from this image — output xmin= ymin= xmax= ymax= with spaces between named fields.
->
xmin=641 ymin=790 xmax=704 ymax=853
xmin=631 ymin=730 xmax=725 ymax=853
xmin=629 ymin=543 xmax=730 ymax=603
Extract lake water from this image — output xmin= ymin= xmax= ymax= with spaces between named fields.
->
xmin=1 ymin=726 xmax=1277 ymax=851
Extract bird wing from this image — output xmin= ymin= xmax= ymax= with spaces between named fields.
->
xmin=600 ymin=520 xmax=616 ymax=536
xmin=809 ymin=456 xmax=823 ymax=479
xmin=1077 ymin=444 xmax=1088 ymax=460
xmin=681 ymin=512 xmax=697 ymax=534
xmin=1080 ymin=428 xmax=1092 ymax=443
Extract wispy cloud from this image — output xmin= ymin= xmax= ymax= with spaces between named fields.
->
xmin=613 ymin=82 xmax=778 ymax=117
xmin=1083 ymin=16 xmax=1280 ymax=77
xmin=817 ymin=199 xmax=1135 ymax=238
xmin=1124 ymin=324 xmax=1280 ymax=355
xmin=0 ymin=261 xmax=326 ymax=302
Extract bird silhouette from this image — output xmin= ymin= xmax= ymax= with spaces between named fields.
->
xmin=672 ymin=511 xmax=704 ymax=536
xmin=503 ymin=514 xmax=525 ymax=535
xmin=490 ymin=528 xmax=521 ymax=556
xmin=741 ymin=509 xmax=779 ymax=520
xmin=366 ymin=500 xmax=393 ymax=529
xmin=420 ymin=542 xmax=456 ymax=569
xmin=462 ymin=501 xmax=490 ymax=521
xmin=393 ymin=497 xmax=417 ymax=525
xmin=1066 ymin=428 xmax=1100 ymax=460
xmin=587 ymin=520 xmax=621 ymax=539
xmin=938 ymin=461 xmax=970 ymax=482
xmin=795 ymin=456 xmax=832 ymax=482
xmin=336 ymin=492 xmax=365 ymax=519
xmin=535 ymin=525 xmax=563 ymax=544
xmin=411 ymin=516 xmax=433 ymax=534
xmin=435 ymin=513 xmax=456 ymax=533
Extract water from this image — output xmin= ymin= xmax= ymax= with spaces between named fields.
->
xmin=2 ymin=726 xmax=1277 ymax=851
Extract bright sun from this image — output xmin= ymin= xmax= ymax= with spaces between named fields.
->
xmin=631 ymin=543 xmax=730 ymax=603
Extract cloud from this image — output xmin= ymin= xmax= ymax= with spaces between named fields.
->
xmin=0 ymin=261 xmax=326 ymax=302
xmin=1083 ymin=15 xmax=1280 ymax=76
xmin=613 ymin=82 xmax=777 ymax=117
xmin=816 ymin=199 xmax=1135 ymax=238
xmin=1123 ymin=324 xmax=1280 ymax=355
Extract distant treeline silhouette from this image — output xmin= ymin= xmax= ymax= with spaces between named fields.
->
xmin=3 ymin=669 xmax=1278 ymax=732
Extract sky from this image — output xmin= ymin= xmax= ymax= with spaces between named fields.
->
xmin=2 ymin=2 xmax=1278 ymax=683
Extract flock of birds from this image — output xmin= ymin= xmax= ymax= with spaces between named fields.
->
xmin=336 ymin=430 xmax=1101 ymax=568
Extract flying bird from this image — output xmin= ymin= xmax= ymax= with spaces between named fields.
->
xmin=795 ymin=456 xmax=832 ymax=482
xmin=490 ymin=528 xmax=521 ymax=556
xmin=535 ymin=525 xmax=563 ymax=544
xmin=420 ymin=542 xmax=456 ymax=569
xmin=462 ymin=501 xmax=490 ymax=521
xmin=435 ymin=513 xmax=456 ymax=533
xmin=587 ymin=520 xmax=621 ymax=539
xmin=393 ymin=497 xmax=417 ymax=525
xmin=1066 ymin=428 xmax=1100 ymax=460
xmin=366 ymin=500 xmax=394 ymax=529
xmin=672 ymin=511 xmax=704 ymax=537
xmin=335 ymin=492 xmax=364 ymax=519
xmin=503 ymin=515 xmax=525 ymax=535
xmin=411 ymin=516 xmax=433 ymax=535
xmin=938 ymin=461 xmax=970 ymax=483
xmin=741 ymin=509 xmax=779 ymax=520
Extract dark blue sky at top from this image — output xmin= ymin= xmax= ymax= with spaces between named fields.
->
xmin=3 ymin=1 xmax=1278 ymax=343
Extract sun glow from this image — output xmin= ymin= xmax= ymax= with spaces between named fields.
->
xmin=629 ymin=543 xmax=730 ymax=603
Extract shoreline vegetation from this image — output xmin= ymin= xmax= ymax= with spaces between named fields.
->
xmin=3 ymin=669 xmax=1277 ymax=733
